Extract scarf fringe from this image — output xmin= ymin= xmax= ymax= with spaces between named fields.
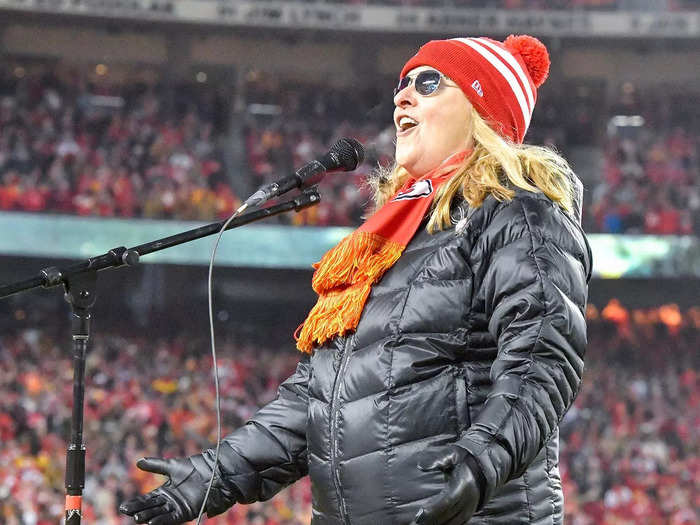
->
xmin=296 ymin=231 xmax=404 ymax=353
xmin=295 ymin=283 xmax=371 ymax=353
xmin=311 ymin=231 xmax=404 ymax=292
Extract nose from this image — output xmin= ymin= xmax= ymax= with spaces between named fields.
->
xmin=394 ymin=83 xmax=417 ymax=108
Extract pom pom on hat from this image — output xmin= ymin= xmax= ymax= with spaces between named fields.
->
xmin=503 ymin=34 xmax=550 ymax=88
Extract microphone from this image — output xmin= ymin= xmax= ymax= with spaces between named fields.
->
xmin=241 ymin=137 xmax=364 ymax=210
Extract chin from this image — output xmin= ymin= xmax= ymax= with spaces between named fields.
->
xmin=395 ymin=152 xmax=417 ymax=174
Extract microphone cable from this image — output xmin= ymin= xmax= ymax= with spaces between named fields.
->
xmin=194 ymin=137 xmax=363 ymax=522
xmin=196 ymin=201 xmax=250 ymax=525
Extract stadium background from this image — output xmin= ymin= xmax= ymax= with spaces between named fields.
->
xmin=0 ymin=1 xmax=698 ymax=524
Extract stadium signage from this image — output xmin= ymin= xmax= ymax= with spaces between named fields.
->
xmin=0 ymin=0 xmax=176 ymax=18
xmin=0 ymin=0 xmax=698 ymax=37
xmin=237 ymin=4 xmax=362 ymax=29
xmin=411 ymin=10 xmax=594 ymax=34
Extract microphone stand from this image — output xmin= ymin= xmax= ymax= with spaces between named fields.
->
xmin=0 ymin=190 xmax=320 ymax=525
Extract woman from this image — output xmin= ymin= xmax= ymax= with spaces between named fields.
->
xmin=120 ymin=34 xmax=591 ymax=524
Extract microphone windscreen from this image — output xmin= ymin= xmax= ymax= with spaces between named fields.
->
xmin=327 ymin=137 xmax=365 ymax=171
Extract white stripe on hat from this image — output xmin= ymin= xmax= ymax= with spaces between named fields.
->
xmin=451 ymin=38 xmax=531 ymax=129
xmin=474 ymin=37 xmax=535 ymax=111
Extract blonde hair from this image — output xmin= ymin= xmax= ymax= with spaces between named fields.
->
xmin=368 ymin=106 xmax=575 ymax=233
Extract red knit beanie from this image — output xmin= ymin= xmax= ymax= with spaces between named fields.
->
xmin=400 ymin=35 xmax=550 ymax=144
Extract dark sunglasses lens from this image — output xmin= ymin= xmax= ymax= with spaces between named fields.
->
xmin=415 ymin=71 xmax=441 ymax=96
xmin=393 ymin=71 xmax=442 ymax=96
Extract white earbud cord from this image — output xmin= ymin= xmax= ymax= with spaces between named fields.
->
xmin=196 ymin=203 xmax=249 ymax=525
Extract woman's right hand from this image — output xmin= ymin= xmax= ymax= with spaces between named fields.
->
xmin=119 ymin=456 xmax=220 ymax=524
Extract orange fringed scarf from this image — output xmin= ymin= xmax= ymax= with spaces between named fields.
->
xmin=295 ymin=150 xmax=470 ymax=353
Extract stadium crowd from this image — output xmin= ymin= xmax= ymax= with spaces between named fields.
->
xmin=561 ymin=301 xmax=698 ymax=524
xmin=0 ymin=300 xmax=697 ymax=524
xmin=0 ymin=67 xmax=238 ymax=222
xmin=585 ymin=85 xmax=700 ymax=235
xmin=1 ymin=64 xmax=698 ymax=234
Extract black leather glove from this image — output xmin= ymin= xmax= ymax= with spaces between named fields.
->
xmin=119 ymin=456 xmax=233 ymax=524
xmin=410 ymin=445 xmax=483 ymax=525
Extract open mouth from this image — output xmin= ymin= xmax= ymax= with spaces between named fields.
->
xmin=397 ymin=116 xmax=418 ymax=134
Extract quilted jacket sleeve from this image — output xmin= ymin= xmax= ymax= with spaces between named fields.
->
xmin=196 ymin=353 xmax=311 ymax=505
xmin=456 ymin=194 xmax=591 ymax=508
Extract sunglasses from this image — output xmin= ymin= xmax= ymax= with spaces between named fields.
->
xmin=393 ymin=69 xmax=455 ymax=97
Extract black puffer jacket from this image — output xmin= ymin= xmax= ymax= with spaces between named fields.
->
xmin=201 ymin=188 xmax=592 ymax=524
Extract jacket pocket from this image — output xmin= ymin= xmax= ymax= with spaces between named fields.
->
xmin=453 ymin=366 xmax=470 ymax=434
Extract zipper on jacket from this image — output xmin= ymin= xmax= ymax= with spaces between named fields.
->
xmin=330 ymin=334 xmax=354 ymax=525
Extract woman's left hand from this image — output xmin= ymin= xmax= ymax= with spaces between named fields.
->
xmin=410 ymin=445 xmax=481 ymax=524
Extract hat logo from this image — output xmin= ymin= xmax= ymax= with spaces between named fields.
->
xmin=471 ymin=80 xmax=484 ymax=97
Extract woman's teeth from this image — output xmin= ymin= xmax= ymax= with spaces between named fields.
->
xmin=399 ymin=117 xmax=418 ymax=131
